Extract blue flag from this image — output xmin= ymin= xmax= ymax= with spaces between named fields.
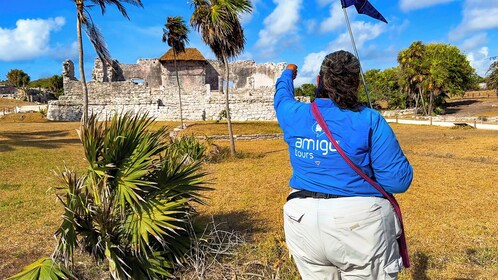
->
xmin=341 ymin=0 xmax=387 ymax=23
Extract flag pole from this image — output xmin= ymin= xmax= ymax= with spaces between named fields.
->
xmin=342 ymin=7 xmax=373 ymax=108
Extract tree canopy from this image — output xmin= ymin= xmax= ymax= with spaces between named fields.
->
xmin=6 ymin=69 xmax=30 ymax=88
xmin=487 ymin=57 xmax=498 ymax=96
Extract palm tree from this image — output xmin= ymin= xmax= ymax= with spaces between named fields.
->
xmin=191 ymin=0 xmax=252 ymax=157
xmin=74 ymin=0 xmax=143 ymax=123
xmin=163 ymin=16 xmax=190 ymax=129
xmin=397 ymin=41 xmax=428 ymax=115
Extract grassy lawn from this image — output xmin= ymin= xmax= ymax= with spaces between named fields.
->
xmin=0 ymin=120 xmax=497 ymax=279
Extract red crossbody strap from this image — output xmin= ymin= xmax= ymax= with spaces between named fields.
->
xmin=310 ymin=102 xmax=410 ymax=268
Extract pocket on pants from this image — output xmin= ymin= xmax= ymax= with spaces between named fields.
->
xmin=333 ymin=204 xmax=385 ymax=263
xmin=284 ymin=202 xmax=305 ymax=223
xmin=283 ymin=201 xmax=309 ymax=260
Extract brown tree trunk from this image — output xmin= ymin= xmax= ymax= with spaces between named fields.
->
xmin=428 ymin=90 xmax=434 ymax=116
xmin=419 ymin=86 xmax=428 ymax=116
xmin=223 ymin=55 xmax=236 ymax=157
xmin=77 ymin=3 xmax=89 ymax=124
xmin=174 ymin=50 xmax=184 ymax=128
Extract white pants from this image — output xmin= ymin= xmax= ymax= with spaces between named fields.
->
xmin=284 ymin=196 xmax=403 ymax=280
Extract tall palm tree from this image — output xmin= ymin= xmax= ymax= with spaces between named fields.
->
xmin=163 ymin=16 xmax=190 ymax=129
xmin=74 ymin=0 xmax=143 ymax=123
xmin=191 ymin=0 xmax=252 ymax=157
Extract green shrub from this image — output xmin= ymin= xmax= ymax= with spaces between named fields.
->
xmin=9 ymin=113 xmax=212 ymax=279
xmin=167 ymin=134 xmax=207 ymax=162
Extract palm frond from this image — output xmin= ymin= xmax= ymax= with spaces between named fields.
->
xmin=163 ymin=16 xmax=190 ymax=53
xmin=6 ymin=258 xmax=75 ymax=280
xmin=191 ymin=0 xmax=252 ymax=61
xmin=89 ymin=0 xmax=144 ymax=19
xmin=82 ymin=8 xmax=112 ymax=65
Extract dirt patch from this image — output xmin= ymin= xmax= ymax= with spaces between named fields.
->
xmin=445 ymin=96 xmax=498 ymax=118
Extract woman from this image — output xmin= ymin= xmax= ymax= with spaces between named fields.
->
xmin=274 ymin=50 xmax=413 ymax=280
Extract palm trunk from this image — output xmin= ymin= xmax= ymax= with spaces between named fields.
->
xmin=173 ymin=50 xmax=184 ymax=128
xmin=428 ymin=90 xmax=434 ymax=116
xmin=76 ymin=8 xmax=89 ymax=124
xmin=413 ymin=88 xmax=418 ymax=116
xmin=419 ymin=86 xmax=428 ymax=116
xmin=223 ymin=55 xmax=236 ymax=156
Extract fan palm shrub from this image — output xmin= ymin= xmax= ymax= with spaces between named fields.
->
xmin=9 ymin=113 xmax=211 ymax=279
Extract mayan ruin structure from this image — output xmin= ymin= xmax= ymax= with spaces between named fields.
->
xmin=47 ymin=48 xmax=289 ymax=121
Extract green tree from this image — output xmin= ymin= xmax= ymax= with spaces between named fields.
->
xmin=6 ymin=69 xmax=30 ymax=88
xmin=9 ymin=113 xmax=210 ymax=280
xmin=73 ymin=0 xmax=143 ymax=123
xmin=163 ymin=16 xmax=190 ymax=129
xmin=398 ymin=42 xmax=477 ymax=115
xmin=424 ymin=43 xmax=476 ymax=114
xmin=487 ymin=57 xmax=498 ymax=97
xmin=359 ymin=68 xmax=405 ymax=109
xmin=49 ymin=75 xmax=64 ymax=94
xmin=295 ymin=83 xmax=317 ymax=101
xmin=398 ymin=41 xmax=429 ymax=115
xmin=191 ymin=0 xmax=253 ymax=157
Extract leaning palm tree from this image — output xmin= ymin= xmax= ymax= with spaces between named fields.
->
xmin=74 ymin=0 xmax=143 ymax=123
xmin=191 ymin=0 xmax=252 ymax=157
xmin=163 ymin=16 xmax=190 ymax=129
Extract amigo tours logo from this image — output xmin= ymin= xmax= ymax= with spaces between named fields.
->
xmin=293 ymin=122 xmax=338 ymax=160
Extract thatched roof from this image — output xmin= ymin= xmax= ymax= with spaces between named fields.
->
xmin=159 ymin=48 xmax=206 ymax=62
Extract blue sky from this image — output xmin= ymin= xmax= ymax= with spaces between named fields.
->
xmin=1 ymin=0 xmax=498 ymax=86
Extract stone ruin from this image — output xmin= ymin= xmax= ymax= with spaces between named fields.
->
xmin=47 ymin=48 xmax=290 ymax=121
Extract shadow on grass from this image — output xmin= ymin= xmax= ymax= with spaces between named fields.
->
xmin=0 ymin=130 xmax=80 ymax=152
xmin=411 ymin=251 xmax=430 ymax=280
xmin=444 ymin=99 xmax=480 ymax=115
xmin=196 ymin=210 xmax=266 ymax=238
xmin=0 ymin=247 xmax=47 ymax=279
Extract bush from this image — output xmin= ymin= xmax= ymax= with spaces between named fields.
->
xmin=167 ymin=134 xmax=207 ymax=163
xmin=9 ymin=113 xmax=212 ymax=279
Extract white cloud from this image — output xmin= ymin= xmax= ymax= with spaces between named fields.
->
xmin=400 ymin=0 xmax=456 ymax=12
xmin=460 ymin=33 xmax=488 ymax=51
xmin=0 ymin=17 xmax=66 ymax=61
xmin=295 ymin=21 xmax=386 ymax=85
xmin=327 ymin=21 xmax=386 ymax=52
xmin=240 ymin=0 xmax=261 ymax=24
xmin=319 ymin=2 xmax=344 ymax=33
xmin=317 ymin=0 xmax=334 ymax=7
xmin=255 ymin=0 xmax=303 ymax=55
xmin=305 ymin=19 xmax=317 ymax=34
xmin=466 ymin=47 xmax=491 ymax=76
xmin=51 ymin=41 xmax=79 ymax=61
xmin=449 ymin=0 xmax=498 ymax=40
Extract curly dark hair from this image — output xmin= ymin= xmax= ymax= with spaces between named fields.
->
xmin=316 ymin=50 xmax=362 ymax=111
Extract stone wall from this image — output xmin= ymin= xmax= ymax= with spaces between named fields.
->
xmin=48 ymin=80 xmax=280 ymax=121
xmin=48 ymin=57 xmax=301 ymax=122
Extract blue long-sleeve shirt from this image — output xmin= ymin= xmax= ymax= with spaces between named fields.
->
xmin=274 ymin=69 xmax=413 ymax=196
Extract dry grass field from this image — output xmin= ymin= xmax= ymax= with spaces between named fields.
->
xmin=0 ymin=99 xmax=37 ymax=110
xmin=0 ymin=115 xmax=497 ymax=279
